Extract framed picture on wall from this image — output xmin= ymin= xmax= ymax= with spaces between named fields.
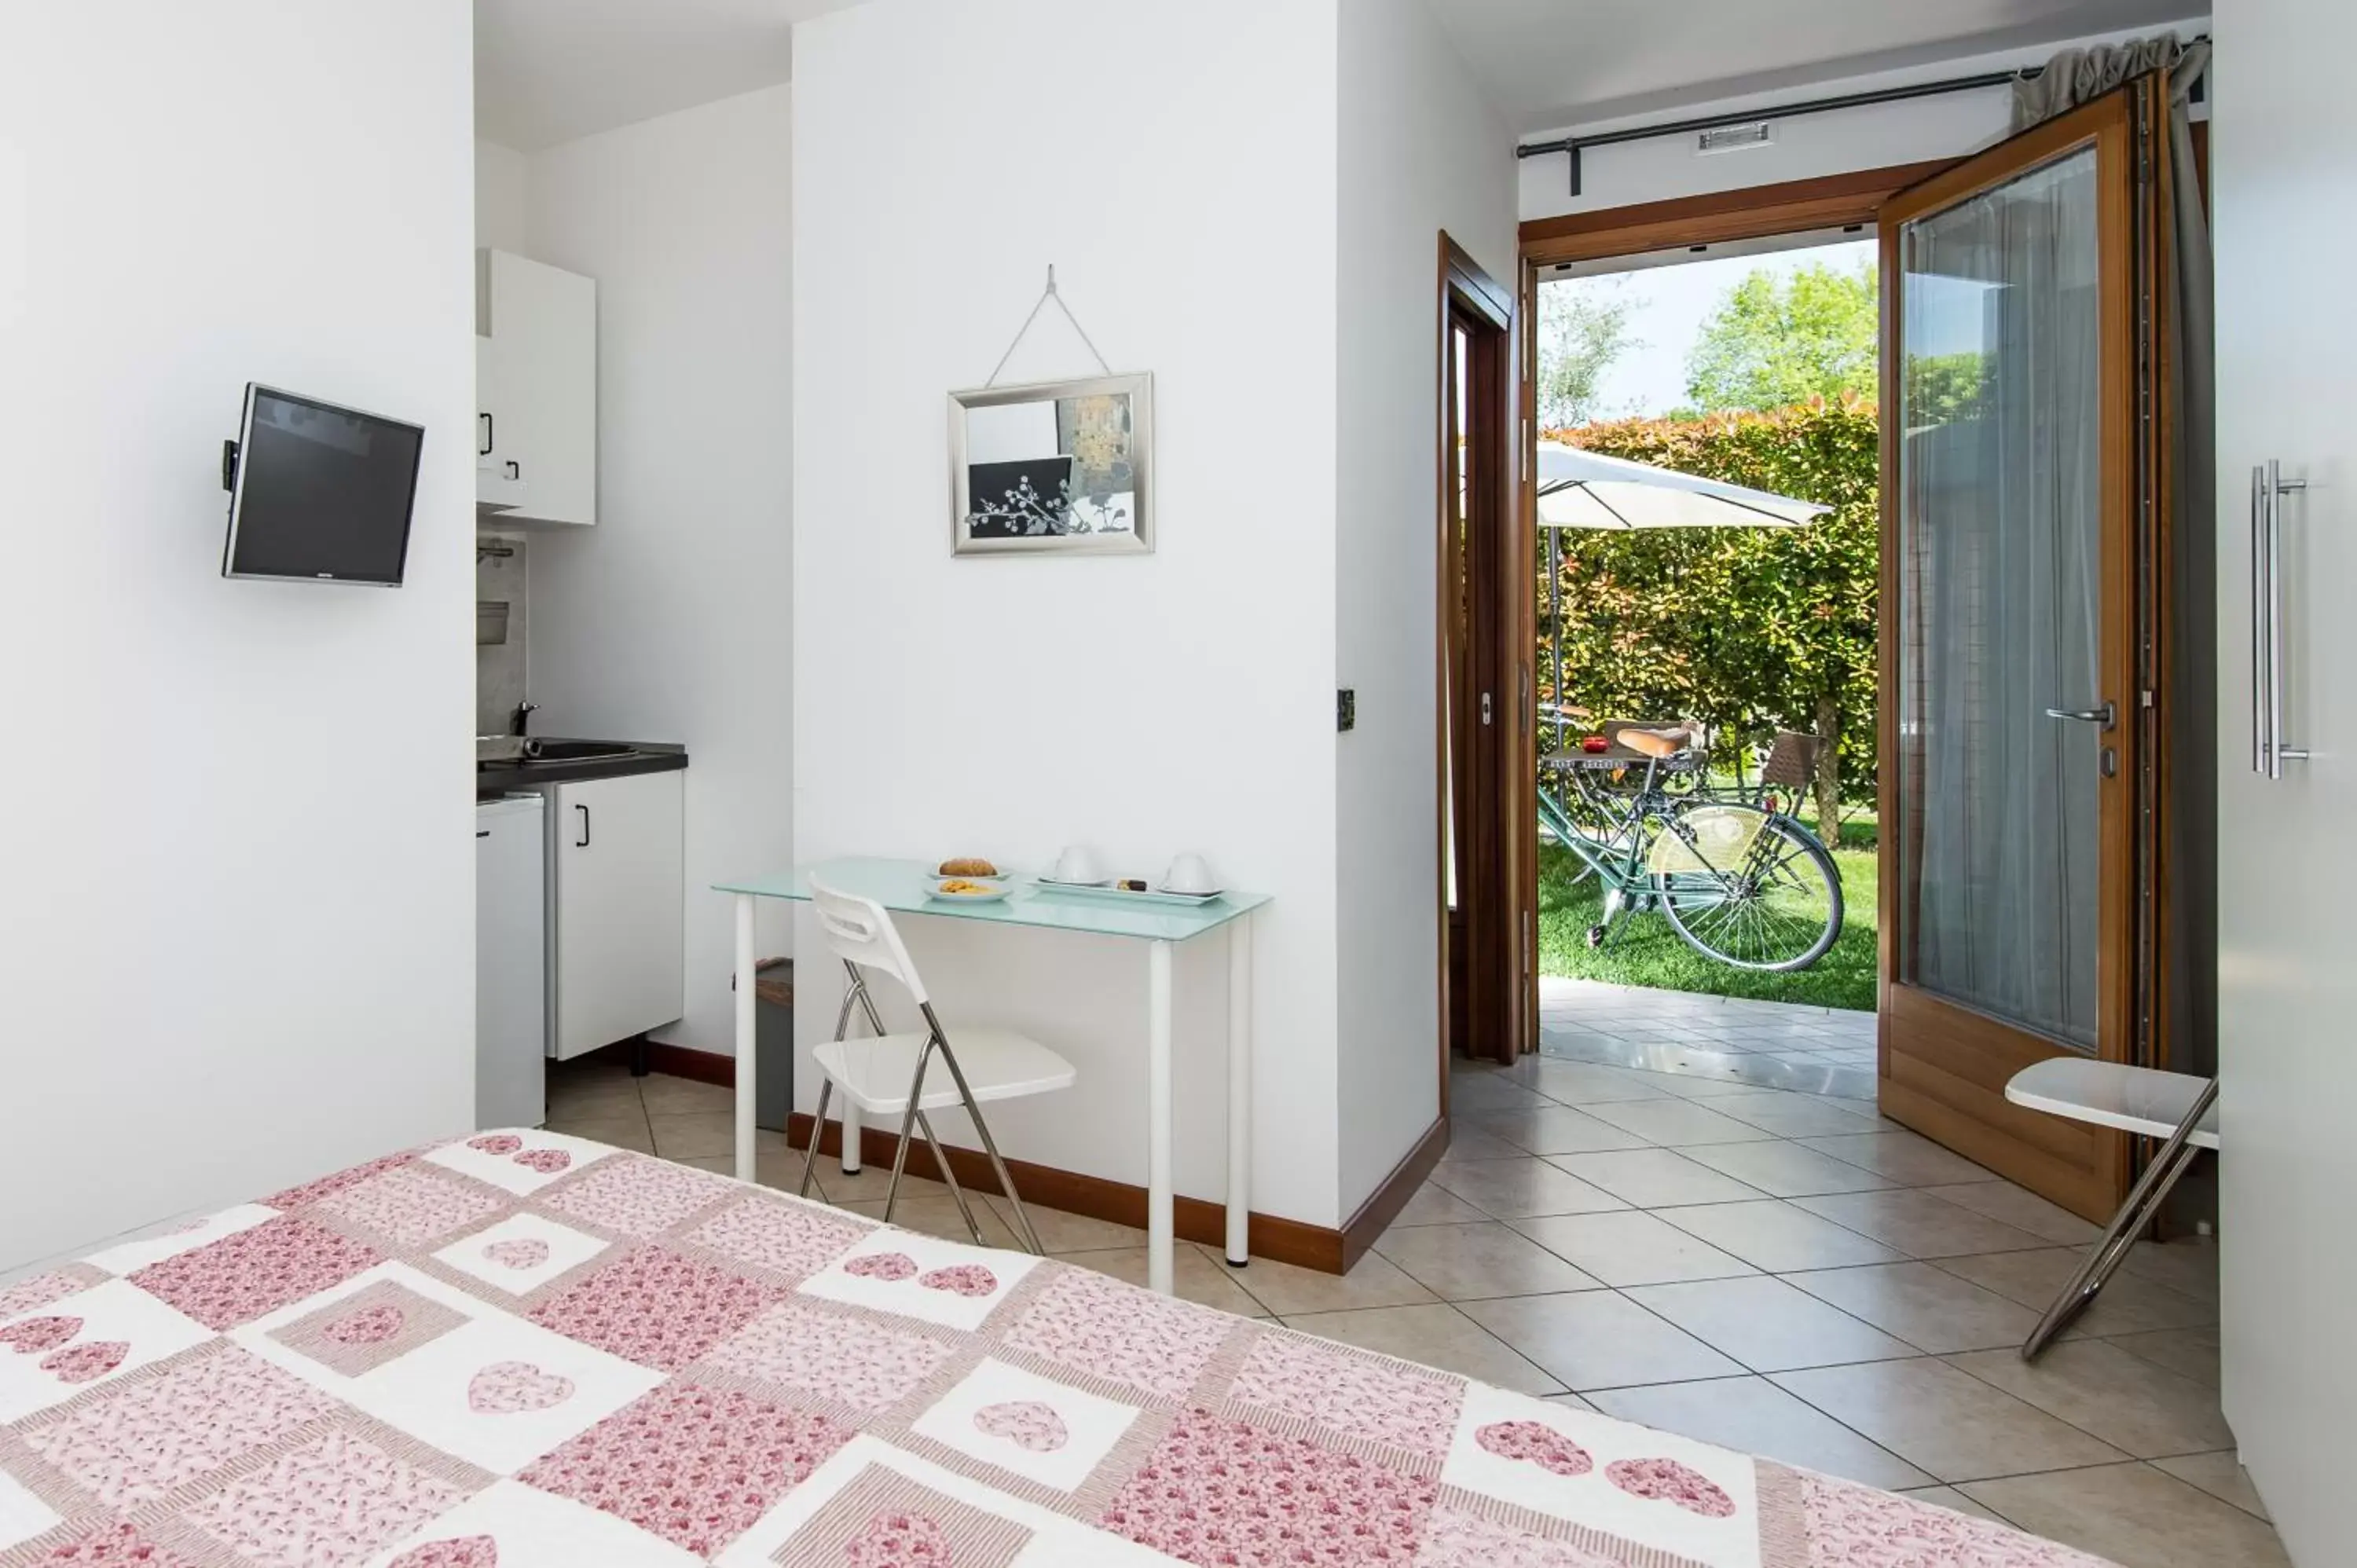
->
xmin=949 ymin=372 xmax=1153 ymax=555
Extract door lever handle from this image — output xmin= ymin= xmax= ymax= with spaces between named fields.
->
xmin=2044 ymin=702 xmax=2117 ymax=728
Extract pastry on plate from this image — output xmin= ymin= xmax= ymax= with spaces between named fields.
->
xmin=939 ymin=856 xmax=999 ymax=877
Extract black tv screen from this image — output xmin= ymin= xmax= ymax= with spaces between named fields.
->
xmin=222 ymin=384 xmax=423 ymax=585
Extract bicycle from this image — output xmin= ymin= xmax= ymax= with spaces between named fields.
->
xmin=1541 ymin=729 xmax=1843 ymax=973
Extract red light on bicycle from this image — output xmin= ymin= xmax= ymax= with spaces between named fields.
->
xmin=1581 ymin=735 xmax=1610 ymax=753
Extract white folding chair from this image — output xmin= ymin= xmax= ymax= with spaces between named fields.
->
xmin=2003 ymin=1057 xmax=2220 ymax=1359
xmin=799 ymin=877 xmax=1075 ymax=1254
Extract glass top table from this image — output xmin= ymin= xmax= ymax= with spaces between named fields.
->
xmin=713 ymin=856 xmax=1268 ymax=1295
xmin=715 ymin=856 xmax=1269 ymax=941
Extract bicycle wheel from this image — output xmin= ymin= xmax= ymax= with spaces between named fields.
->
xmin=1655 ymin=809 xmax=1842 ymax=971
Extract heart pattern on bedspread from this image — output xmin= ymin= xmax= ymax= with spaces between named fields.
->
xmin=973 ymin=1400 xmax=1069 ymax=1453
xmin=512 ymin=1149 xmax=571 ymax=1174
xmin=0 ymin=1316 xmax=81 ymax=1355
xmin=40 ymin=1339 xmax=126 ymax=1383
xmin=467 ymin=1361 xmax=574 ymax=1415
xmin=468 ymin=1134 xmax=523 ymax=1156
xmin=481 ymin=1239 xmax=551 ymax=1271
xmin=917 ymin=1264 xmax=996 ymax=1298
xmin=843 ymin=1252 xmax=918 ymax=1282
xmin=1476 ymin=1420 xmax=1594 ymax=1478
xmin=388 ymin=1535 xmax=500 ymax=1568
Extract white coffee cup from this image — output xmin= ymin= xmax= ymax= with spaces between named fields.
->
xmin=1053 ymin=844 xmax=1105 ymax=884
xmin=1162 ymin=852 xmax=1218 ymax=894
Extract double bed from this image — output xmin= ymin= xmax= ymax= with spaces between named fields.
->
xmin=0 ymin=1130 xmax=2110 ymax=1566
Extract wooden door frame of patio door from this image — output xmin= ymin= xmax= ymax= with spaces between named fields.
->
xmin=1876 ymin=86 xmax=2162 ymax=1223
xmin=1439 ymin=233 xmax=1529 ymax=1074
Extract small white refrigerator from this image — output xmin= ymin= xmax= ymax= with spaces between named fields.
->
xmin=475 ymin=794 xmax=547 ymax=1128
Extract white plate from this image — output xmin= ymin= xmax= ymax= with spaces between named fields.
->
xmin=1030 ymin=879 xmax=1222 ymax=908
xmin=1036 ymin=874 xmax=1113 ymax=888
xmin=925 ymin=880 xmax=1013 ymax=903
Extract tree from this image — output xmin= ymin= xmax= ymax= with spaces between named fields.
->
xmin=1536 ymin=278 xmax=1638 ymax=429
xmin=1538 ymin=400 xmax=1879 ymax=833
xmin=1684 ymin=262 xmax=1877 ymax=415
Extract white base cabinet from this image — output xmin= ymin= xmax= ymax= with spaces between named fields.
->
xmin=546 ymin=771 xmax=684 ymax=1061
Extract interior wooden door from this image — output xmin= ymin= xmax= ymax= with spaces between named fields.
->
xmin=1440 ymin=237 xmax=1526 ymax=1068
xmin=1877 ymin=88 xmax=2156 ymax=1221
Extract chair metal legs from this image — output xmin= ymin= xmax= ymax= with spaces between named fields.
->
xmin=2021 ymin=1076 xmax=2220 ymax=1361
xmin=813 ymin=962 xmax=1036 ymax=1254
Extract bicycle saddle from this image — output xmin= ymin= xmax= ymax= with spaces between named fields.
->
xmin=1619 ymin=728 xmax=1688 ymax=759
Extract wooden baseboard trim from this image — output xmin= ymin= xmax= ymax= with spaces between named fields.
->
xmin=585 ymin=1037 xmax=735 ymax=1089
xmin=1340 ymin=1116 xmax=1451 ymax=1270
xmin=588 ymin=1053 xmax=1373 ymax=1275
xmin=786 ymin=1114 xmax=1347 ymax=1275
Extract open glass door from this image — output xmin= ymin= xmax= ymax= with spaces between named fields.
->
xmin=1879 ymin=89 xmax=2153 ymax=1221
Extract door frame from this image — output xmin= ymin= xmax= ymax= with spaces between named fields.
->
xmin=1438 ymin=234 xmax=1530 ymax=1075
xmin=1876 ymin=87 xmax=2157 ymax=1222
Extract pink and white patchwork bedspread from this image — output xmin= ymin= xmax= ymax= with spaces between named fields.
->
xmin=0 ymin=1132 xmax=2112 ymax=1567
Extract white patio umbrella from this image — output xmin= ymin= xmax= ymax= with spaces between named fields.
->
xmin=1536 ymin=441 xmax=1829 ymax=530
xmin=1534 ymin=441 xmax=1827 ymax=754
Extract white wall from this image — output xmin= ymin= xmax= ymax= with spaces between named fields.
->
xmin=0 ymin=2 xmax=476 ymax=1270
xmin=477 ymin=139 xmax=530 ymax=256
xmin=1519 ymin=20 xmax=2207 ymax=222
xmin=792 ymin=0 xmax=1344 ymax=1225
xmin=521 ymin=84 xmax=797 ymax=1057
xmin=1335 ymin=0 xmax=1517 ymax=1214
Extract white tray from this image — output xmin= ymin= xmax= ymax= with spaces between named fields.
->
xmin=1028 ymin=878 xmax=1222 ymax=908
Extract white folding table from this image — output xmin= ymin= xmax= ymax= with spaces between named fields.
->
xmin=713 ymin=857 xmax=1267 ymax=1295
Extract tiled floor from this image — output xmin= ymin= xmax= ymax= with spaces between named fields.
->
xmin=551 ymin=1019 xmax=2285 ymax=1568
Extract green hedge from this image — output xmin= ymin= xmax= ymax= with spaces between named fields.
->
xmin=1540 ymin=397 xmax=1879 ymax=822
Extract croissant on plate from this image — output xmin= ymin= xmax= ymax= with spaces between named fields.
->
xmin=939 ymin=857 xmax=999 ymax=877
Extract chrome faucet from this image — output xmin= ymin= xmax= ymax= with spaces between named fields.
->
xmin=510 ymin=701 xmax=539 ymax=738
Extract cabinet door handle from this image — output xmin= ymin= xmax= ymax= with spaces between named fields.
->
xmin=2256 ymin=460 xmax=2311 ymax=779
xmin=576 ymin=804 xmax=590 ymax=848
xmin=475 ymin=830 xmax=490 ymax=838
xmin=504 ymin=460 xmax=521 ymax=481
xmin=478 ymin=412 xmax=493 ymax=456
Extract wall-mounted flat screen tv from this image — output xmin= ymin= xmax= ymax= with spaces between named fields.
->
xmin=222 ymin=383 xmax=423 ymax=586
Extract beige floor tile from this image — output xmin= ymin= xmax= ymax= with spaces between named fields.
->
xmin=546 ymin=1077 xmax=645 ymax=1117
xmin=1545 ymin=1148 xmax=1771 ymax=1208
xmin=1463 ymin=1106 xmax=1655 ymax=1155
xmin=638 ymin=1073 xmax=734 ymax=1114
xmin=809 ymin=1164 xmax=954 ymax=1206
xmin=1383 ymin=1183 xmax=1490 ymax=1229
xmin=1770 ymin=1358 xmax=2128 ymax=1482
xmin=2104 ymin=1324 xmax=2220 ymax=1390
xmin=1625 ymin=1275 xmax=1920 ymax=1373
xmin=1461 ymin=1291 xmax=1744 ymax=1386
xmin=1931 ymin=1248 xmax=2216 ymax=1338
xmin=544 ymin=1114 xmax=654 ymax=1153
xmin=1220 ymin=1247 xmax=1435 ymax=1317
xmin=1282 ymin=1303 xmax=1565 ymax=1398
xmin=1960 ymin=1463 xmax=2292 ymax=1567
xmin=1461 ymin=1291 xmax=1743 ymax=1391
xmin=1446 ymin=1073 xmax=1554 ymax=1115
xmin=647 ymin=1112 xmax=735 ymax=1160
xmin=981 ymin=1196 xmax=1143 ymax=1255
xmin=1522 ymin=1061 xmax=1677 ymax=1105
xmin=1589 ymin=1376 xmax=1932 ymax=1490
xmin=2151 ymin=1451 xmax=2271 ymax=1521
xmin=1611 ymin=1068 xmax=1769 ymax=1100
xmin=837 ymin=1195 xmax=1020 ymax=1249
xmin=1371 ymin=1222 xmax=1602 ymax=1300
xmin=1510 ymin=1211 xmax=1758 ymax=1288
xmin=1919 ymin=1181 xmax=2103 ymax=1246
xmin=2121 ymin=1238 xmax=2220 ymax=1304
xmin=1696 ymin=1096 xmax=1886 ymax=1142
xmin=1796 ymin=1130 xmax=2003 ymax=1187
xmin=1055 ymin=1246 xmax=1264 ymax=1317
xmin=1432 ymin=1127 xmax=1530 ymax=1164
xmin=1790 ymin=1189 xmax=2051 ymax=1259
xmin=1943 ymin=1339 xmax=2234 ymax=1459
xmin=1574 ymin=1097 xmax=1777 ymax=1147
xmin=1784 ymin=1262 xmax=2040 ymax=1354
xmin=672 ymin=1155 xmax=735 ymax=1175
xmin=1427 ymin=1157 xmax=1630 ymax=1219
xmin=1677 ymin=1139 xmax=1901 ymax=1199
xmin=1651 ymin=1200 xmax=1905 ymax=1273
xmin=1541 ymin=1391 xmax=1598 ymax=1412
xmin=1893 ymin=1486 xmax=2014 ymax=1526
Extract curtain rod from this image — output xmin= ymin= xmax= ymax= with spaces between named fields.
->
xmin=1517 ymin=36 xmax=2209 ymax=198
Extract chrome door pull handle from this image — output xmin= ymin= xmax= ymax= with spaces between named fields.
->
xmin=2044 ymin=703 xmax=2116 ymax=727
xmin=2260 ymin=460 xmax=2310 ymax=778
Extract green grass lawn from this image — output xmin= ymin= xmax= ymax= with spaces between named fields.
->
xmin=1538 ymin=815 xmax=1879 ymax=1011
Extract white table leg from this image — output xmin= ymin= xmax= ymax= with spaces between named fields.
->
xmin=1148 ymin=937 xmax=1175 ymax=1295
xmin=1226 ymin=912 xmax=1252 ymax=1266
xmin=734 ymin=893 xmax=757 ymax=1184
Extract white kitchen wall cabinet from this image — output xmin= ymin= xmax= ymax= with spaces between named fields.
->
xmin=477 ymin=249 xmax=596 ymax=526
xmin=548 ymin=771 xmax=683 ymax=1060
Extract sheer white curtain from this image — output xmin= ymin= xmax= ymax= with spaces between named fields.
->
xmin=1897 ymin=149 xmax=2103 ymax=1050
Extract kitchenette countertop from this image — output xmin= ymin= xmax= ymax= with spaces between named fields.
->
xmin=475 ymin=742 xmax=687 ymax=799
